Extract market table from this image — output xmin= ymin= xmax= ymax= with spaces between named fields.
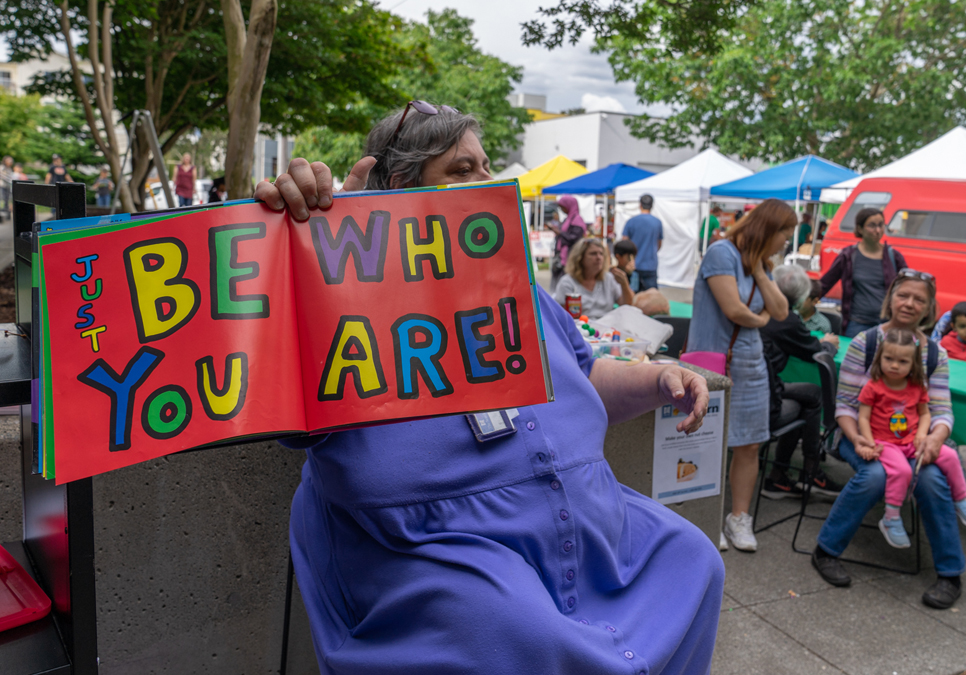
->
xmin=780 ymin=336 xmax=966 ymax=445
xmin=668 ymin=300 xmax=693 ymax=318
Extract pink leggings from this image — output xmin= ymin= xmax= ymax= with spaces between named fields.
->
xmin=878 ymin=441 xmax=966 ymax=506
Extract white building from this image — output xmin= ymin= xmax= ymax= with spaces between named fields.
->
xmin=511 ymin=111 xmax=703 ymax=174
xmin=0 ymin=52 xmax=90 ymax=100
xmin=506 ymin=95 xmax=761 ymax=175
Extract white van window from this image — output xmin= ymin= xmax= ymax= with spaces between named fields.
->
xmin=839 ymin=191 xmax=892 ymax=232
xmin=886 ymin=210 xmax=966 ymax=242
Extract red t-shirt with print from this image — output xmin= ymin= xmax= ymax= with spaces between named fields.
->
xmin=858 ymin=379 xmax=929 ymax=444
xmin=940 ymin=332 xmax=966 ymax=361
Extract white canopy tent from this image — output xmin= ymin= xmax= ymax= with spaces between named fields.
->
xmin=614 ymin=149 xmax=753 ymax=287
xmin=820 ymin=126 xmax=966 ymax=203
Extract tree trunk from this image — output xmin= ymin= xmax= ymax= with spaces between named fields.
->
xmin=221 ymin=0 xmax=277 ymax=200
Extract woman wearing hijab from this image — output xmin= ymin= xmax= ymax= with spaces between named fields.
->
xmin=547 ymin=194 xmax=587 ymax=292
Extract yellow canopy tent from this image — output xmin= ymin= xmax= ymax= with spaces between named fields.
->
xmin=517 ymin=155 xmax=588 ymax=199
xmin=517 ymin=155 xmax=588 ymax=231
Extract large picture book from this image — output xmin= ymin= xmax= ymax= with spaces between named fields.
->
xmin=35 ymin=181 xmax=552 ymax=484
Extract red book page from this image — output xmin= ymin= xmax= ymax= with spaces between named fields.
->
xmin=42 ymin=203 xmax=304 ymax=483
xmin=288 ymin=183 xmax=549 ymax=431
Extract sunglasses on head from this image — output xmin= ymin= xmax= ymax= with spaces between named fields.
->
xmin=897 ymin=268 xmax=935 ymax=284
xmin=387 ymin=100 xmax=460 ymax=149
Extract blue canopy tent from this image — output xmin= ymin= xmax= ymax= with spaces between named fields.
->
xmin=708 ymin=155 xmax=857 ymax=201
xmin=709 ymin=155 xmax=858 ymax=262
xmin=543 ymin=163 xmax=655 ymax=238
xmin=543 ymin=163 xmax=655 ymax=195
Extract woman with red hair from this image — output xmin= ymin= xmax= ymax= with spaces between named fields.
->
xmin=685 ymin=199 xmax=795 ymax=552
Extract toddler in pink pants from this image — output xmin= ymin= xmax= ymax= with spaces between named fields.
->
xmin=857 ymin=329 xmax=966 ymax=548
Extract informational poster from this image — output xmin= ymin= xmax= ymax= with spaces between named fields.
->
xmin=652 ymin=390 xmax=725 ymax=504
xmin=37 ymin=181 xmax=551 ymax=484
xmin=528 ymin=230 xmax=555 ymax=261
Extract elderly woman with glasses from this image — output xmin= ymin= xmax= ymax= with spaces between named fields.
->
xmin=820 ymin=207 xmax=909 ymax=338
xmin=811 ymin=269 xmax=964 ymax=610
xmin=254 ymin=103 xmax=724 ymax=675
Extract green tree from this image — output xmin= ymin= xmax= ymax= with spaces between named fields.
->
xmin=520 ymin=0 xmax=748 ymax=55
xmin=294 ymin=9 xmax=530 ymax=179
xmin=2 ymin=0 xmax=414 ymax=206
xmin=0 ymin=93 xmax=43 ymax=161
xmin=0 ymin=93 xmax=102 ymax=169
xmin=600 ymin=0 xmax=966 ymax=170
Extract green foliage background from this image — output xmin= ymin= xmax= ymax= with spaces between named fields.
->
xmin=294 ymin=9 xmax=530 ymax=179
xmin=601 ymin=0 xmax=966 ymax=170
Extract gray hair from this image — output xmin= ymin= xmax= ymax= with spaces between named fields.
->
xmin=364 ymin=107 xmax=482 ymax=191
xmin=773 ymin=264 xmax=811 ymax=310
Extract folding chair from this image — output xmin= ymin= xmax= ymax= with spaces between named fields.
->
xmin=789 ymin=351 xmax=921 ymax=574
xmin=819 ymin=310 xmax=843 ymax=336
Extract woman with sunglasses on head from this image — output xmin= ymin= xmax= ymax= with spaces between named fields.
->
xmin=254 ymin=103 xmax=724 ymax=675
xmin=812 ymin=269 xmax=964 ymax=610
xmin=820 ymin=207 xmax=908 ymax=338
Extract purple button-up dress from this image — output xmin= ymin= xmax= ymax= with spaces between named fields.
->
xmin=288 ymin=287 xmax=724 ymax=674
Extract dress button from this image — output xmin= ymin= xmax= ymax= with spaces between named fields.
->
xmin=579 ymin=619 xmax=589 ymax=625
xmin=563 ymin=540 xmax=573 ymax=552
xmin=526 ymin=421 xmax=535 ymax=430
xmin=606 ymin=625 xmax=616 ymax=632
xmin=566 ymin=569 xmax=575 ymax=581
xmin=624 ymin=650 xmax=634 ymax=659
xmin=559 ymin=509 xmax=569 ymax=521
xmin=550 ymin=480 xmax=561 ymax=490
xmin=567 ymin=597 xmax=576 ymax=608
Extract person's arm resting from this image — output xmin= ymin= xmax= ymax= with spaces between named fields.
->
xmin=753 ymin=265 xmax=788 ymax=321
xmin=706 ymin=275 xmax=768 ymax=328
xmin=588 ymin=360 xmax=709 ymax=433
xmin=920 ymin=352 xmax=953 ymax=463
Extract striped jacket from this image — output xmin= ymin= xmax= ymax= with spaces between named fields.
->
xmin=836 ymin=328 xmax=954 ymax=433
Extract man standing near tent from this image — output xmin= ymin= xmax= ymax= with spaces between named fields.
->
xmin=622 ymin=194 xmax=663 ymax=290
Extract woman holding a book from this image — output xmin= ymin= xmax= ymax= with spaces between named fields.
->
xmin=254 ymin=102 xmax=723 ymax=675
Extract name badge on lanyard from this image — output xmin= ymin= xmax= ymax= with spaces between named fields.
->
xmin=466 ymin=410 xmax=517 ymax=443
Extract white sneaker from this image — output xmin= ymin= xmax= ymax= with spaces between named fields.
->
xmin=719 ymin=531 xmax=729 ymax=552
xmin=724 ymin=512 xmax=758 ymax=552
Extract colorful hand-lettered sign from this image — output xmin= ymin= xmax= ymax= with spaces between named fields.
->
xmin=38 ymin=182 xmax=550 ymax=484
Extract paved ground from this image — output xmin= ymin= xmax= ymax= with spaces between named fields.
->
xmin=716 ymin=454 xmax=966 ymax=675
xmin=535 ymin=268 xmax=966 ymax=674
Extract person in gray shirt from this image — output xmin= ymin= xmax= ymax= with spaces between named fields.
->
xmin=553 ymin=238 xmax=633 ymax=319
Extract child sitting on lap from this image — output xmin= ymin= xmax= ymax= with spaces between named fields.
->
xmin=939 ymin=302 xmax=966 ymax=361
xmin=857 ymin=328 xmax=966 ymax=548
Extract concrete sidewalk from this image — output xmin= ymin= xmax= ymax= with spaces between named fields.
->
xmin=713 ymin=454 xmax=966 ymax=675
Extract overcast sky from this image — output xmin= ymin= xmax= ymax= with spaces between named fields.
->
xmin=384 ymin=0 xmax=647 ymax=114
xmin=1 ymin=1 xmax=653 ymax=115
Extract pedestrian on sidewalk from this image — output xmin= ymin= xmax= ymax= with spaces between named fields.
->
xmin=44 ymin=154 xmax=73 ymax=184
xmin=622 ymin=194 xmax=662 ymax=290
xmin=174 ymin=153 xmax=196 ymax=207
xmin=92 ymin=167 xmax=114 ymax=208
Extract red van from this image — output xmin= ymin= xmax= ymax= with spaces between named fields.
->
xmin=816 ymin=177 xmax=966 ymax=316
